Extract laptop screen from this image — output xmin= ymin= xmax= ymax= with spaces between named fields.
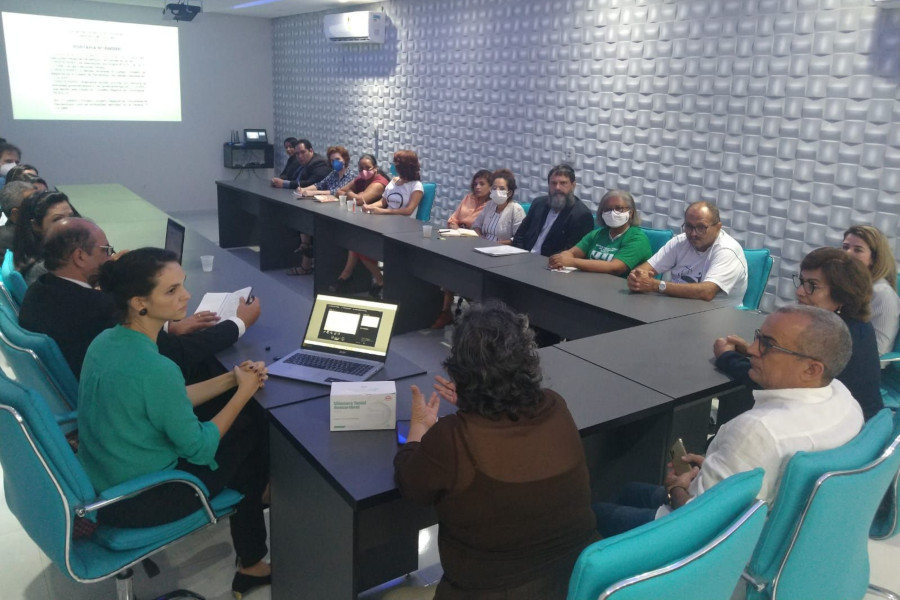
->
xmin=164 ymin=218 xmax=186 ymax=264
xmin=302 ymin=294 xmax=398 ymax=358
xmin=243 ymin=129 xmax=267 ymax=143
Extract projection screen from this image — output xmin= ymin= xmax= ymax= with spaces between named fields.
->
xmin=2 ymin=12 xmax=182 ymax=121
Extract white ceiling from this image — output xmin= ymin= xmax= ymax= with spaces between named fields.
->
xmin=80 ymin=0 xmax=377 ymax=19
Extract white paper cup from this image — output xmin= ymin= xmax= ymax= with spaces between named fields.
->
xmin=422 ymin=224 xmax=433 ymax=238
xmin=338 ymin=196 xmax=347 ymax=207
xmin=200 ymin=255 xmax=214 ymax=272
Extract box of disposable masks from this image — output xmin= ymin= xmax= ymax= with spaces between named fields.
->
xmin=330 ymin=380 xmax=396 ymax=431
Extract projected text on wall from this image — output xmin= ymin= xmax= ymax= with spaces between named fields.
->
xmin=2 ymin=12 xmax=182 ymax=121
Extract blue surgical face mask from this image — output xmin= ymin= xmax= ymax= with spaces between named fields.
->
xmin=332 ymin=159 xmax=344 ymax=171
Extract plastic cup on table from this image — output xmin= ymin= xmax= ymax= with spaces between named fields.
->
xmin=200 ymin=255 xmax=214 ymax=272
xmin=422 ymin=224 xmax=433 ymax=238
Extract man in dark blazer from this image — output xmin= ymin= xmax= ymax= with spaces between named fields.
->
xmin=512 ymin=164 xmax=594 ymax=257
xmin=270 ymin=138 xmax=332 ymax=190
xmin=18 ymin=218 xmax=260 ymax=382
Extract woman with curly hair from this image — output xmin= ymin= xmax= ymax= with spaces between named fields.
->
xmin=394 ymin=301 xmax=597 ymax=600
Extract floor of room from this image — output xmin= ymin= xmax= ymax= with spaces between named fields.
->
xmin=2 ymin=208 xmax=898 ymax=599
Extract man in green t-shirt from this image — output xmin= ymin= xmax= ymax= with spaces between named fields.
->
xmin=548 ymin=190 xmax=652 ymax=277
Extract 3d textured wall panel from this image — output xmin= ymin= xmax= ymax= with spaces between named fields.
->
xmin=274 ymin=0 xmax=900 ymax=311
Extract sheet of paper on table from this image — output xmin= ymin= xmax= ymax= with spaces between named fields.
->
xmin=474 ymin=245 xmax=529 ymax=256
xmin=195 ymin=286 xmax=252 ymax=320
xmin=439 ymin=228 xmax=479 ymax=237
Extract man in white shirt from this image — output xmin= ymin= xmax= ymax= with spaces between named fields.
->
xmin=593 ymin=305 xmax=864 ymax=536
xmin=627 ymin=201 xmax=748 ymax=302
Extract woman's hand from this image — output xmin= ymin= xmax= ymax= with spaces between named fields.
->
xmin=234 ymin=361 xmax=266 ymax=394
xmin=548 ymin=251 xmax=575 ymax=269
xmin=406 ymin=385 xmax=439 ymax=443
xmin=433 ymin=375 xmax=458 ymax=405
xmin=365 ymin=204 xmax=386 ymax=215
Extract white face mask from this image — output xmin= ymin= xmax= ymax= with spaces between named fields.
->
xmin=0 ymin=163 xmax=16 ymax=176
xmin=601 ymin=209 xmax=630 ymax=228
xmin=490 ymin=189 xmax=508 ymax=205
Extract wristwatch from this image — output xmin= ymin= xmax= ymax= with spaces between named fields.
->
xmin=658 ymin=280 xmax=667 ymax=294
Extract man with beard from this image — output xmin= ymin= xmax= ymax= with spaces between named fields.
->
xmin=628 ymin=201 xmax=748 ymax=302
xmin=511 ymin=165 xmax=594 ymax=257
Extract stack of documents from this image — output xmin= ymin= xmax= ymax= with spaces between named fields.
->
xmin=439 ymin=228 xmax=478 ymax=237
xmin=474 ymin=245 xmax=529 ymax=256
xmin=195 ymin=286 xmax=252 ymax=320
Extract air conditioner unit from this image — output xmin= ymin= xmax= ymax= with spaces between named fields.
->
xmin=323 ymin=11 xmax=385 ymax=44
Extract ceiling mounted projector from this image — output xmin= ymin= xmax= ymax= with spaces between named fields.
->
xmin=163 ymin=1 xmax=202 ymax=22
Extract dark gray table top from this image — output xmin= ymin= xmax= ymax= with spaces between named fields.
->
xmin=267 ymin=348 xmax=671 ymax=506
xmin=487 ymin=261 xmax=742 ymax=325
xmin=557 ymin=308 xmax=767 ymax=401
xmin=385 ymin=231 xmax=542 ymax=269
xmin=217 ymin=178 xmax=425 ymax=236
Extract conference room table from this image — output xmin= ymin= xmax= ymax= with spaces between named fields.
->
xmin=266 ymin=347 xmax=675 ymax=599
xmin=64 ymin=183 xmax=766 ymax=599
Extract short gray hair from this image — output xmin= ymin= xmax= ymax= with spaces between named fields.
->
xmin=774 ymin=304 xmax=852 ymax=381
xmin=0 ymin=181 xmax=35 ymax=216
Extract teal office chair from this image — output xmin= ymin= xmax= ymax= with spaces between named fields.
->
xmin=0 ymin=279 xmax=18 ymax=316
xmin=416 ymin=182 xmax=437 ymax=222
xmin=0 ymin=302 xmax=78 ymax=428
xmin=878 ymin=279 xmax=900 ymax=410
xmin=520 ymin=201 xmax=531 ymax=215
xmin=871 ymin=412 xmax=900 ymax=541
xmin=1 ymin=249 xmax=26 ymax=308
xmin=0 ymin=374 xmax=243 ymax=600
xmin=639 ymin=226 xmax=674 ymax=255
xmin=743 ymin=409 xmax=895 ymax=600
xmin=738 ymin=249 xmax=774 ymax=311
xmin=568 ymin=469 xmax=768 ymax=600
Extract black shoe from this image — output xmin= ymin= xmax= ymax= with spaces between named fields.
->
xmin=369 ymin=283 xmax=383 ymax=298
xmin=232 ymin=571 xmax=271 ymax=600
xmin=328 ymin=277 xmax=349 ymax=293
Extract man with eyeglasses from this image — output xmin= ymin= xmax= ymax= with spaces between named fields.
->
xmin=593 ymin=305 xmax=862 ymax=536
xmin=627 ymin=201 xmax=748 ymax=302
xmin=18 ymin=218 xmax=261 ymax=382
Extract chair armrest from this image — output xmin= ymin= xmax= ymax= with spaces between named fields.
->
xmin=880 ymin=352 xmax=900 ymax=363
xmin=54 ymin=410 xmax=78 ymax=425
xmin=76 ymin=470 xmax=213 ymax=519
xmin=741 ymin=571 xmax=767 ymax=592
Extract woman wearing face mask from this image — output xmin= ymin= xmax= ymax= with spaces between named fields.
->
xmin=548 ymin=190 xmax=651 ymax=276
xmin=336 ymin=153 xmax=390 ymax=207
xmin=472 ymin=169 xmax=525 ymax=244
xmin=289 ymin=146 xmax=356 ymax=275
xmin=295 ymin=146 xmax=355 ymax=197
xmin=431 ymin=170 xmax=493 ymax=329
xmin=841 ymin=225 xmax=900 ymax=358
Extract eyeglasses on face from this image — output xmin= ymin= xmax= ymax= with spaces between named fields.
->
xmin=97 ymin=245 xmax=115 ymax=257
xmin=603 ymin=206 xmax=631 ymax=214
xmin=682 ymin=222 xmax=715 ymax=235
xmin=791 ymin=273 xmax=822 ymax=295
xmin=753 ymin=329 xmax=820 ymax=362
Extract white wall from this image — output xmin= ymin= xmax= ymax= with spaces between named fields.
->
xmin=0 ymin=0 xmax=273 ymax=212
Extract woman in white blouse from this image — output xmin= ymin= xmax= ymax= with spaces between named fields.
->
xmin=473 ymin=169 xmax=525 ymax=244
xmin=842 ymin=225 xmax=900 ymax=358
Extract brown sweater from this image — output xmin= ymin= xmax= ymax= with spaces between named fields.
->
xmin=394 ymin=389 xmax=597 ymax=599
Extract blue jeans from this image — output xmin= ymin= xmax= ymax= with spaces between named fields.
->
xmin=593 ymin=482 xmax=667 ymax=537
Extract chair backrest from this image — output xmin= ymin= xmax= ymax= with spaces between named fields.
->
xmin=745 ymin=409 xmax=893 ymax=599
xmin=568 ymin=469 xmax=766 ymax=600
xmin=0 ymin=375 xmax=97 ymax=575
xmin=639 ymin=226 xmax=674 ymax=256
xmin=1 ymin=250 xmax=25 ymax=308
xmin=519 ymin=201 xmax=531 ymax=215
xmin=0 ymin=279 xmax=19 ymax=316
xmin=739 ymin=249 xmax=774 ymax=311
xmin=416 ymin=182 xmax=437 ymax=222
xmin=0 ymin=303 xmax=78 ymax=417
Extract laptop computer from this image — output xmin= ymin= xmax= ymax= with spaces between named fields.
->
xmin=164 ymin=218 xmax=186 ymax=264
xmin=268 ymin=294 xmax=400 ymax=385
xmin=243 ymin=128 xmax=268 ymax=145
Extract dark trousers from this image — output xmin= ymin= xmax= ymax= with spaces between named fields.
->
xmin=98 ymin=401 xmax=270 ymax=566
xmin=592 ymin=482 xmax=667 ymax=538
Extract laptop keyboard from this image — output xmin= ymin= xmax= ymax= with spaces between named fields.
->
xmin=284 ymin=352 xmax=373 ymax=376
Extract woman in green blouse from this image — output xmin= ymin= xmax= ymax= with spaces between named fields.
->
xmin=77 ymin=248 xmax=271 ymax=599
